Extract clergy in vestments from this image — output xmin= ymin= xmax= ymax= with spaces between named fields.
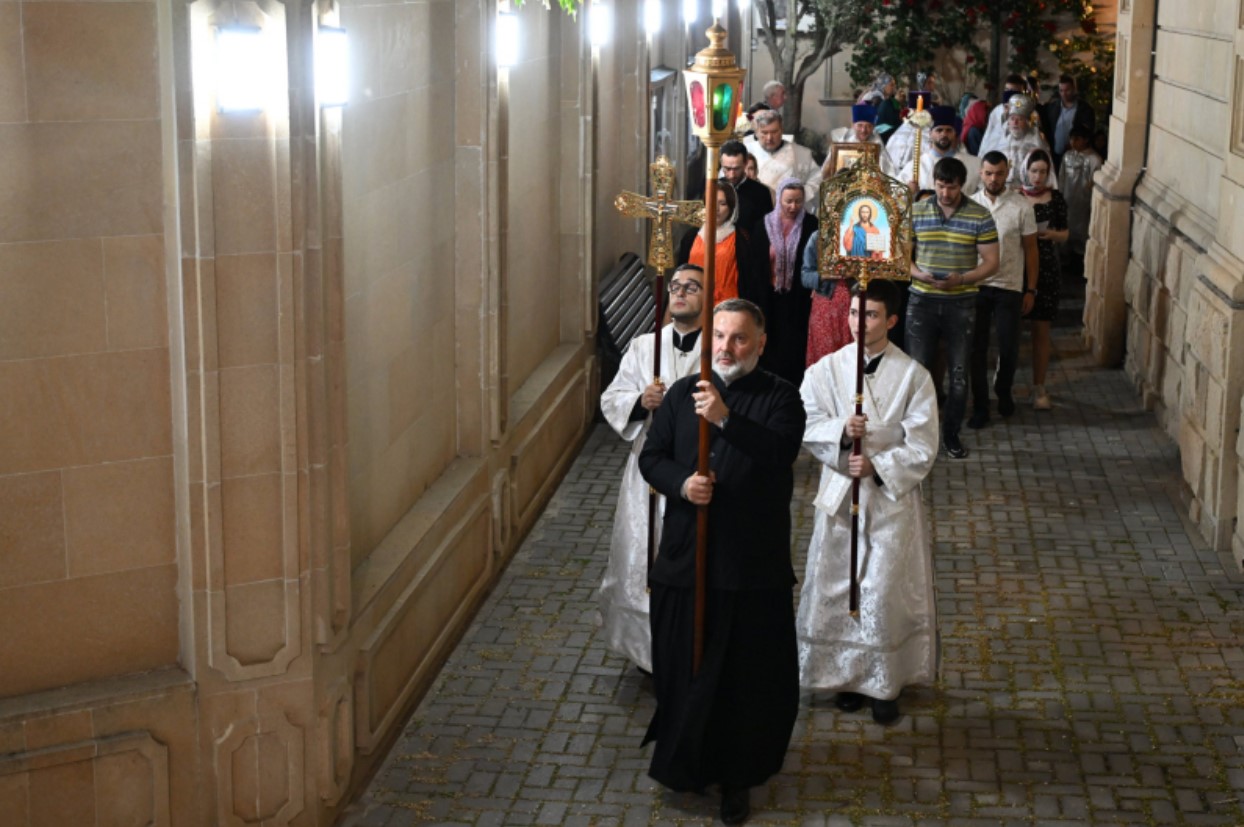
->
xmin=830 ymin=103 xmax=890 ymax=175
xmin=977 ymin=94 xmax=1052 ymax=188
xmin=597 ymin=265 xmax=706 ymax=673
xmin=881 ymin=91 xmax=935 ymax=184
xmin=976 ymin=77 xmax=1029 ymax=160
xmin=638 ymin=299 xmax=805 ymax=825
xmin=895 ymin=106 xmax=982 ymax=196
xmin=743 ymin=109 xmax=822 ymax=213
xmin=797 ymin=281 xmax=940 ymax=726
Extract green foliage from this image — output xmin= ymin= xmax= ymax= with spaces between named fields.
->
xmin=848 ymin=0 xmax=1112 ymax=102
xmin=1048 ymin=30 xmax=1115 ymax=113
xmin=511 ymin=0 xmax=583 ymax=14
xmin=847 ymin=1 xmax=986 ymax=91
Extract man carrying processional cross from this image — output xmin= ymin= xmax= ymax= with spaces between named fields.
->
xmin=796 ymin=150 xmax=941 ymax=727
xmin=598 ymin=158 xmax=706 ymax=674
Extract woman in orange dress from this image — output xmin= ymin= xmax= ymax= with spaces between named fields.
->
xmin=676 ymin=181 xmax=766 ymax=308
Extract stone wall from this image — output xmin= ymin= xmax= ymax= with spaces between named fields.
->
xmin=0 ymin=0 xmax=668 ymax=824
xmin=1085 ymin=0 xmax=1244 ymax=567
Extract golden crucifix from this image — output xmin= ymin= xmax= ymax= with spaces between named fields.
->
xmin=615 ymin=155 xmax=704 ymax=273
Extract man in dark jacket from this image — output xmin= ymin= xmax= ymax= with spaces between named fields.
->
xmin=720 ymin=139 xmax=773 ymax=235
xmin=1039 ymin=74 xmax=1095 ymax=172
xmin=638 ymin=298 xmax=805 ymax=825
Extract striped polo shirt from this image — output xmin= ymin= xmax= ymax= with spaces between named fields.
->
xmin=910 ymin=196 xmax=999 ymax=297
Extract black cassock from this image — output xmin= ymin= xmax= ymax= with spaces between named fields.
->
xmin=638 ymin=367 xmax=805 ymax=792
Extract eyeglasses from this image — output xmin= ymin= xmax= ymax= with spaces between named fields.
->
xmin=668 ymin=281 xmax=702 ymax=295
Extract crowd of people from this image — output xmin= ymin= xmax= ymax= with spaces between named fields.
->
xmin=596 ymin=71 xmax=1104 ymax=824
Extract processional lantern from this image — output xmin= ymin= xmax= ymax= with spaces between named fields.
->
xmin=680 ymin=21 xmax=745 ymax=676
xmin=681 ymin=23 xmax=745 ymax=150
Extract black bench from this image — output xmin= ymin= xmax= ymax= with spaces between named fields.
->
xmin=597 ymin=252 xmax=654 ymax=397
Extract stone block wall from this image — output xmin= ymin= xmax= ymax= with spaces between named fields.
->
xmin=0 ymin=0 xmax=675 ymax=824
xmin=1086 ymin=0 xmax=1243 ymax=566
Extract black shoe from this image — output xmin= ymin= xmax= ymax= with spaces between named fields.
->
xmin=967 ymin=411 xmax=990 ymax=429
xmin=943 ymin=435 xmax=969 ymax=459
xmin=997 ymin=392 xmax=1016 ymax=417
xmin=871 ymin=698 xmax=901 ymax=725
xmin=834 ymin=691 xmax=865 ymax=712
xmin=721 ymin=786 xmax=750 ymax=824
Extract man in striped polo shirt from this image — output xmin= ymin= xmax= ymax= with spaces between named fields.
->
xmin=906 ymin=157 xmax=1000 ymax=459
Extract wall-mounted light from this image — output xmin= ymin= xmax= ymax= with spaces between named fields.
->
xmin=683 ymin=0 xmax=698 ymax=26
xmin=216 ymin=26 xmax=273 ymax=112
xmin=645 ymin=0 xmax=661 ymax=36
xmin=590 ymin=1 xmax=613 ymax=50
xmin=316 ymin=26 xmax=349 ymax=107
xmin=496 ymin=11 xmax=519 ymax=69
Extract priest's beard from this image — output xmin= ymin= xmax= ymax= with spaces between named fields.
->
xmin=713 ymin=350 xmax=760 ymax=384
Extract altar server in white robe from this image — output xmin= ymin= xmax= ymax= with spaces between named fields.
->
xmin=796 ymin=280 xmax=940 ymax=725
xmin=597 ymin=264 xmax=705 ymax=672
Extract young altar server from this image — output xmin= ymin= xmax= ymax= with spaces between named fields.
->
xmin=796 ymin=279 xmax=940 ymax=725
xmin=597 ymin=264 xmax=705 ymax=672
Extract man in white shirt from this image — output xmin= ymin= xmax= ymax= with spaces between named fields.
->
xmin=967 ymin=152 xmax=1039 ymax=428
xmin=744 ymin=109 xmax=821 ymax=212
xmin=896 ymin=106 xmax=980 ymax=195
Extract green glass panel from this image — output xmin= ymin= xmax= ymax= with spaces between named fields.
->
xmin=711 ymin=83 xmax=734 ymax=132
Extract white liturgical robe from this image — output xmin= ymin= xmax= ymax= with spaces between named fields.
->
xmin=597 ymin=324 xmax=701 ymax=671
xmin=743 ymin=135 xmax=822 ymax=212
xmin=797 ymin=341 xmax=940 ymax=700
xmin=883 ymin=121 xmax=930 ymax=183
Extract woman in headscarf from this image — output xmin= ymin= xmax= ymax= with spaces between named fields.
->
xmin=960 ymin=98 xmax=990 ymax=155
xmin=1019 ymin=149 xmax=1068 ymax=412
xmin=759 ymin=178 xmax=817 ymax=386
xmin=676 ymin=180 xmax=766 ymax=307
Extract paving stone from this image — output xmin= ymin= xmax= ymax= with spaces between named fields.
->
xmin=342 ymin=304 xmax=1244 ymax=825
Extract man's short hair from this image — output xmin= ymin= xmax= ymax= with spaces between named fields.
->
xmin=980 ymin=150 xmax=1008 ymax=168
xmin=1059 ymin=74 xmax=1076 ymax=88
xmin=673 ymin=263 xmax=704 ymax=278
xmin=1069 ymin=125 xmax=1091 ymax=142
xmin=721 ymin=139 xmax=747 ymax=159
xmin=850 ymin=278 xmax=901 ymax=318
xmin=762 ymin=80 xmax=785 ymax=100
xmin=932 ymin=157 xmax=967 ymax=186
xmin=752 ymin=108 xmax=783 ymax=129
xmin=714 ymin=298 xmax=766 ymax=330
xmin=1005 ymin=73 xmax=1026 ymax=88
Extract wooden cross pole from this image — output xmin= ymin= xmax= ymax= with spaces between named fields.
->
xmin=615 ymin=156 xmax=705 ymax=581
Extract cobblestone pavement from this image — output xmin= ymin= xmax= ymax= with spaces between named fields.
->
xmin=342 ymin=321 xmax=1244 ymax=826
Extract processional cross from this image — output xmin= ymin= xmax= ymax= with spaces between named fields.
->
xmin=614 ymin=155 xmax=705 ymax=276
xmin=614 ymin=155 xmax=704 ymax=581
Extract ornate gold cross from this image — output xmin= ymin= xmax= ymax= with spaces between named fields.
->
xmin=614 ymin=156 xmax=705 ymax=273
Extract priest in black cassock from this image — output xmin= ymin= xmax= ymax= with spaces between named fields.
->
xmin=638 ymin=298 xmax=805 ymax=825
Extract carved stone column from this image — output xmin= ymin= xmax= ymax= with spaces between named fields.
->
xmin=1083 ymin=0 xmax=1155 ymax=367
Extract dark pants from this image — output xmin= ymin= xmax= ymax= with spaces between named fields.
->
xmin=970 ymin=286 xmax=1024 ymax=415
xmin=904 ymin=291 xmax=975 ymax=439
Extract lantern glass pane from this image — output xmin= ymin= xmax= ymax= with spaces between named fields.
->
xmin=711 ymin=82 xmax=734 ymax=132
xmin=688 ymin=79 xmax=707 ymax=129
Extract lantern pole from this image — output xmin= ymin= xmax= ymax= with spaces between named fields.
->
xmin=682 ymin=19 xmax=745 ymax=675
